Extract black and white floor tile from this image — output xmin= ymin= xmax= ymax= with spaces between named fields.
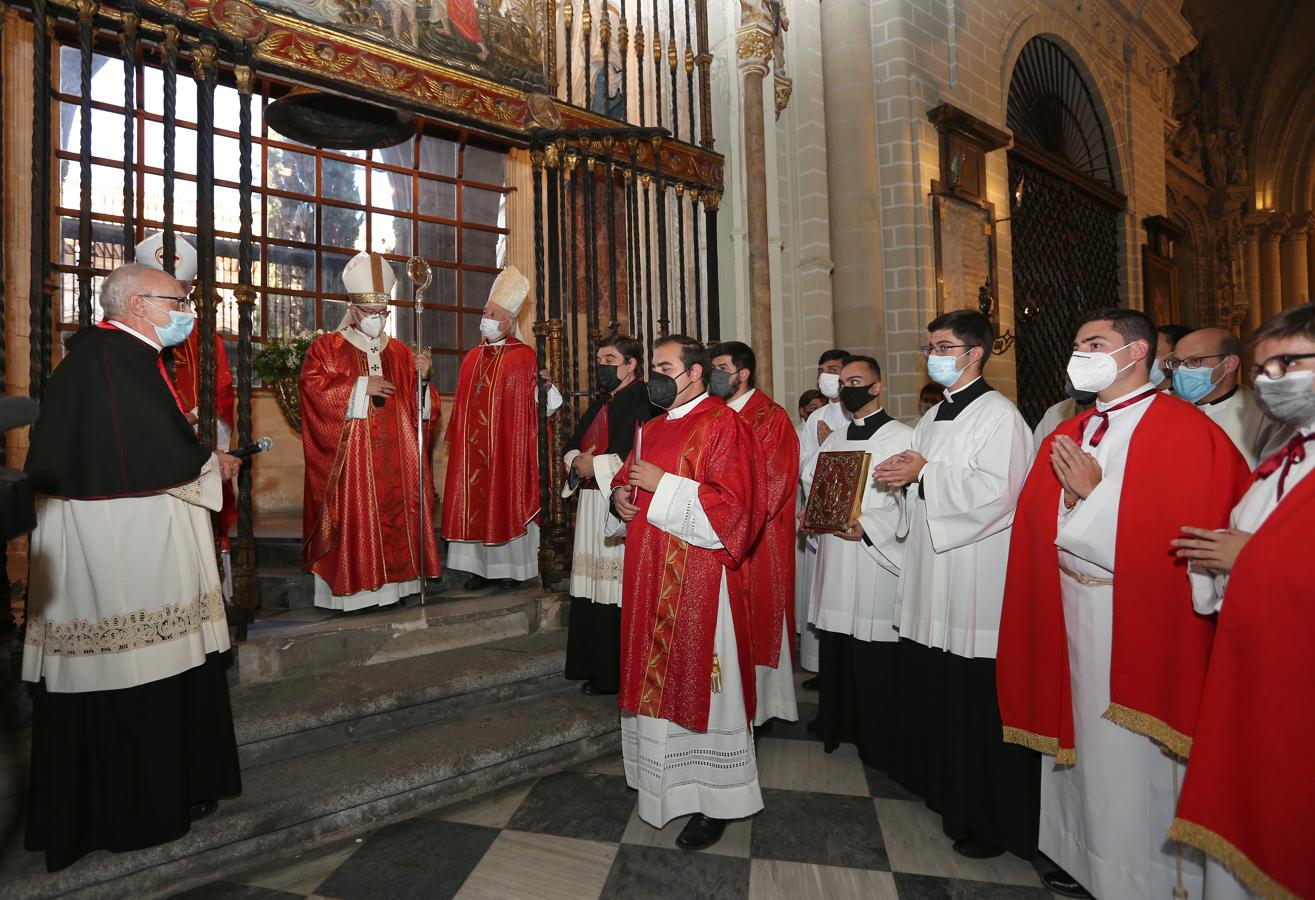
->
xmin=172 ymin=698 xmax=1061 ymax=900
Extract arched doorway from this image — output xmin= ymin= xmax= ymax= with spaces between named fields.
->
xmin=1006 ymin=36 xmax=1126 ymax=425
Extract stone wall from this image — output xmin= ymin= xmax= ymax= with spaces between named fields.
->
xmin=714 ymin=0 xmax=1196 ymax=422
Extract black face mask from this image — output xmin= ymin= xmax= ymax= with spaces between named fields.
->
xmin=597 ymin=363 xmax=623 ymax=392
xmin=1063 ymin=380 xmax=1098 ymax=405
xmin=708 ymin=369 xmax=735 ymax=398
xmin=840 ymin=384 xmax=877 ymax=415
xmin=647 ymin=369 xmax=685 ymax=409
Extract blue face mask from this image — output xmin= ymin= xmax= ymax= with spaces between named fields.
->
xmin=1149 ymin=358 xmax=1167 ymax=387
xmin=927 ymin=351 xmax=967 ymax=387
xmin=1172 ymin=362 xmax=1222 ymax=403
xmin=147 ymin=300 xmax=196 ymax=347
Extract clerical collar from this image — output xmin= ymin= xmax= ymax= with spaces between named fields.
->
xmin=848 ymin=408 xmax=892 ymax=439
xmin=1096 ymin=382 xmax=1155 ymax=412
xmin=1204 ymin=385 xmax=1239 ymax=406
xmin=934 ymin=377 xmax=992 ymax=421
xmin=667 ymin=391 xmax=709 ymax=420
xmin=727 ymin=387 xmax=756 ymax=413
xmin=107 ymin=318 xmax=163 ymax=352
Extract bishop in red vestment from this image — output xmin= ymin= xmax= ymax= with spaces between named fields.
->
xmin=135 ymin=231 xmax=239 ymax=554
xmin=1167 ymin=308 xmax=1315 ymax=900
xmin=711 ymin=341 xmax=800 ymax=727
xmin=996 ymin=308 xmax=1250 ymax=899
xmin=610 ymin=335 xmax=763 ymax=852
xmin=301 ymin=252 xmax=441 ymax=611
xmin=442 ymin=265 xmax=562 ymax=589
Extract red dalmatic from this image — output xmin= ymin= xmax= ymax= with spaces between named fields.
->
xmin=732 ymin=390 xmax=800 ymax=668
xmin=172 ymin=331 xmax=238 ymax=546
xmin=611 ymin=396 xmax=762 ymax=732
xmin=996 ymin=395 xmax=1250 ymax=762
xmin=1168 ymin=469 xmax=1315 ymax=899
xmin=300 ymin=331 xmax=441 ymax=595
xmin=442 ymin=338 xmax=541 ymax=545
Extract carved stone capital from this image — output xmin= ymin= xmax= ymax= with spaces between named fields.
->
xmin=1241 ymin=213 xmax=1270 ymax=239
xmin=774 ymin=75 xmax=793 ymax=120
xmin=1286 ymin=212 xmax=1315 ymax=239
xmin=1262 ymin=213 xmax=1289 ymax=242
xmin=736 ymin=24 xmax=773 ymax=78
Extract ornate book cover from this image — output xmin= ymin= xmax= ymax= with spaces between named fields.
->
xmin=803 ymin=450 xmax=871 ymax=533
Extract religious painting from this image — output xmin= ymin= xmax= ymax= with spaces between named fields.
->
xmin=1143 ymin=251 xmax=1179 ymax=329
xmin=931 ymin=186 xmax=999 ymax=326
xmin=249 ymin=0 xmax=547 ymax=90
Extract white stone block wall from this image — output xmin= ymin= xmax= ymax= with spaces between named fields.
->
xmin=708 ymin=0 xmax=1196 ymax=419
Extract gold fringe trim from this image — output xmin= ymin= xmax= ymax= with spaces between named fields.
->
xmin=1167 ymin=818 xmax=1300 ymax=900
xmin=1102 ymin=703 xmax=1192 ymax=759
xmin=1001 ymin=726 xmax=1077 ymax=765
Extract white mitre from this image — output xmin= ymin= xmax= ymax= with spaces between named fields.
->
xmin=342 ymin=251 xmax=396 ymax=303
xmin=488 ymin=265 xmax=529 ymax=317
xmin=134 ymin=231 xmax=198 ymax=283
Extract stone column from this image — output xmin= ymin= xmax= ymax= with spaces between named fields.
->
xmin=736 ymin=12 xmax=775 ymax=392
xmin=1242 ymin=216 xmax=1265 ymax=333
xmin=1281 ymin=213 xmax=1313 ymax=308
xmin=819 ymin=1 xmax=883 ymax=357
xmin=1261 ymin=216 xmax=1286 ymax=320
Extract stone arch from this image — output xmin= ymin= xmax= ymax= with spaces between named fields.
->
xmin=999 ymin=12 xmax=1127 ymax=195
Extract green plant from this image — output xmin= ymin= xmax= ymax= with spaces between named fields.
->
xmin=253 ymin=330 xmax=322 ymax=386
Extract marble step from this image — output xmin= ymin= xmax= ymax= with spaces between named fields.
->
xmin=234 ymin=630 xmax=570 ymax=769
xmin=0 ymin=687 xmax=622 ymax=900
xmin=237 ymin=587 xmax=565 ymax=686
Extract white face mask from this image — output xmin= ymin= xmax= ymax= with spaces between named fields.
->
xmin=356 ymin=314 xmax=384 ymax=339
xmin=480 ymin=317 xmax=505 ymax=342
xmin=818 ymin=372 xmax=841 ymax=399
xmin=1067 ymin=341 xmax=1137 ymax=393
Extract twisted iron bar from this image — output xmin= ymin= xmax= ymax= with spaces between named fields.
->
xmin=160 ymin=24 xmax=177 ymax=277
xmin=120 ymin=5 xmax=137 ymax=256
xmin=76 ymin=0 xmax=96 ymax=327
xmin=29 ymin=0 xmax=52 ymax=398
xmin=234 ymin=60 xmax=258 ymax=622
xmin=193 ymin=42 xmax=218 ymax=451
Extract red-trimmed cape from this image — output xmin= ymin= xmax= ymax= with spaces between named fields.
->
xmin=732 ymin=389 xmax=800 ymax=668
xmin=1168 ymin=466 xmax=1315 ymax=899
xmin=441 ymin=338 xmax=541 ymax=546
xmin=612 ymin=397 xmax=763 ymax=732
xmin=996 ymin=394 xmax=1250 ymax=762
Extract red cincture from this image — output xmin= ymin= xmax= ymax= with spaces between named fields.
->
xmin=1255 ymin=432 xmax=1315 ymax=498
xmin=1086 ymin=388 xmax=1158 ymax=447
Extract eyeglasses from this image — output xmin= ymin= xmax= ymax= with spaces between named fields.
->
xmin=1164 ymin=354 xmax=1226 ymax=371
xmin=921 ymin=343 xmax=974 ymax=357
xmin=1249 ymin=352 xmax=1315 ymax=381
xmin=140 ymin=294 xmax=193 ymax=310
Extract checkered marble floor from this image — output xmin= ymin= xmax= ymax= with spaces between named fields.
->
xmin=170 ymin=698 xmax=1064 ymax=900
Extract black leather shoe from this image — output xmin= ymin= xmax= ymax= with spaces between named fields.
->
xmin=189 ymin=799 xmax=219 ymax=822
xmin=1042 ymin=869 xmax=1092 ymax=897
xmin=675 ymin=814 xmax=728 ymax=851
xmin=580 ymin=681 xmax=600 ymax=695
xmin=463 ymin=574 xmax=491 ymax=591
xmin=800 ymin=675 xmax=820 ymax=691
xmin=951 ymin=837 xmax=1004 ymax=859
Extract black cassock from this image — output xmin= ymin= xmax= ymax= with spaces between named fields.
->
xmin=23 ymin=324 xmax=241 ymax=872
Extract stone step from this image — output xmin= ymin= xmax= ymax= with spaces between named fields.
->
xmin=0 ymin=687 xmax=622 ymax=899
xmin=234 ymin=630 xmax=569 ymax=769
xmin=237 ymin=587 xmax=564 ymax=686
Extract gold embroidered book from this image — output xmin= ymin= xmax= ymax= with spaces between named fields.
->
xmin=803 ymin=450 xmax=871 ymax=533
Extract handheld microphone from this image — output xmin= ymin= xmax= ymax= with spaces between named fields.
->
xmin=229 ymin=436 xmax=273 ymax=460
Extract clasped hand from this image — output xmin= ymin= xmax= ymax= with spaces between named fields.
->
xmin=874 ymin=451 xmax=926 ymax=489
xmin=1051 ymin=435 xmax=1102 ymax=504
xmin=1170 ymin=527 xmax=1252 ymax=572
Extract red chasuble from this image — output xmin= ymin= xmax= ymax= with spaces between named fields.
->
xmin=172 ymin=331 xmax=238 ymax=546
xmin=732 ymin=390 xmax=800 ymax=668
xmin=612 ymin=396 xmax=763 ymax=732
xmin=1168 ymin=470 xmax=1315 ymax=899
xmin=441 ymin=337 xmax=541 ymax=545
xmin=300 ymin=331 xmax=441 ymax=595
xmin=996 ymin=395 xmax=1250 ymax=762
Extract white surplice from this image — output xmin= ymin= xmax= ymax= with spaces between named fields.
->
xmin=806 ymin=414 xmax=912 ymax=642
xmin=23 ymin=456 xmax=230 ymax=693
xmin=446 ymin=335 xmax=562 ymax=582
xmin=562 ymin=449 xmax=626 ymax=605
xmin=1041 ymin=383 xmax=1206 ymax=900
xmin=620 ymin=394 xmax=763 ymax=828
xmin=729 ymin=390 xmax=798 ymax=726
xmin=893 ymin=379 xmax=1032 ymax=658
xmin=1197 ymin=386 xmax=1291 ymax=470
xmin=797 ymin=400 xmax=852 ymax=671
